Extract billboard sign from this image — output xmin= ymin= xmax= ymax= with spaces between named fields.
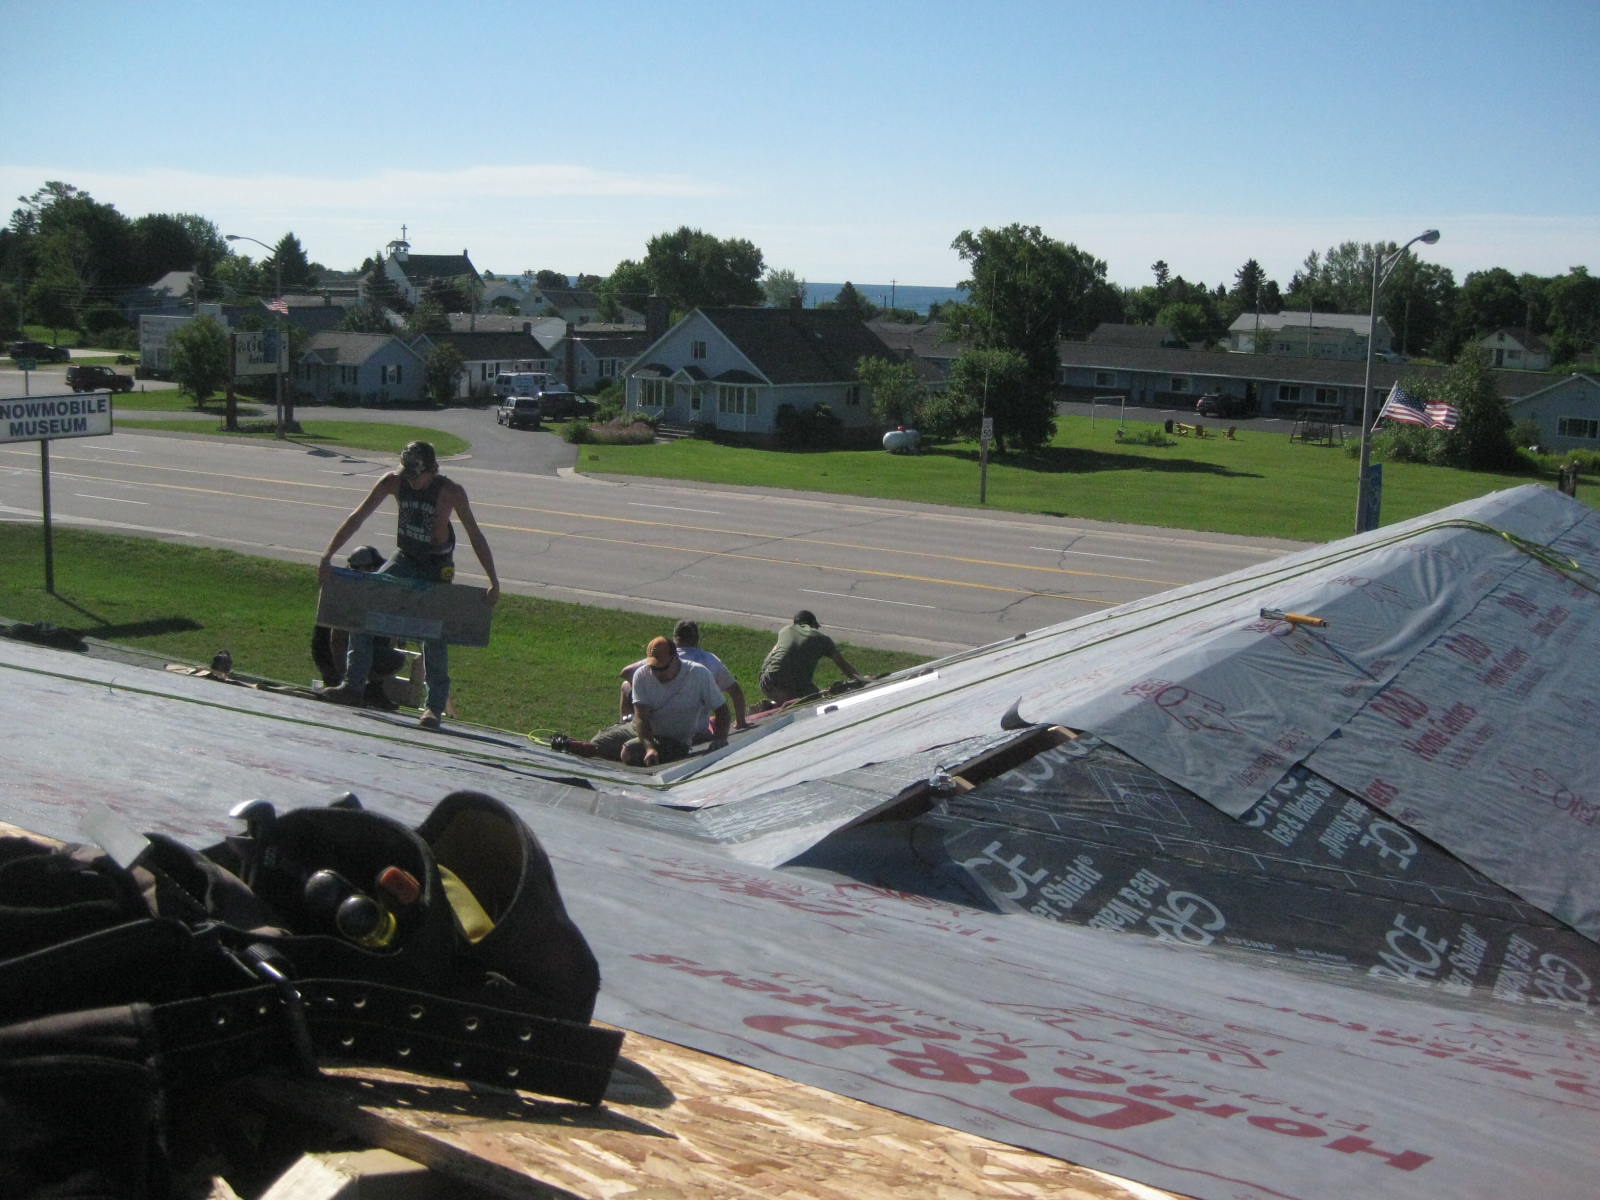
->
xmin=1 ymin=393 xmax=114 ymax=444
xmin=233 ymin=330 xmax=285 ymax=377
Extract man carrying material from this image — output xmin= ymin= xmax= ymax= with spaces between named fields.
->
xmin=316 ymin=441 xmax=500 ymax=729
xmin=758 ymin=609 xmax=864 ymax=705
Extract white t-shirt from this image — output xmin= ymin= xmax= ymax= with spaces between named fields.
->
xmin=630 ymin=658 xmax=725 ymax=744
xmin=678 ymin=645 xmax=735 ymax=691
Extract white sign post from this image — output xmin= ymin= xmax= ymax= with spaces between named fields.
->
xmin=1 ymin=392 xmax=116 ymax=592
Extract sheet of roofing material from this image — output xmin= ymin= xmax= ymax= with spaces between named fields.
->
xmin=3 ymin=483 xmax=1597 ymax=1198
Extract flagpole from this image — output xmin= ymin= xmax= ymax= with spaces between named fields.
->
xmin=1355 ymin=229 xmax=1440 ymax=534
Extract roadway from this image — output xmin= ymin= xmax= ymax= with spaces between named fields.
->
xmin=1 ymin=376 xmax=1311 ymax=657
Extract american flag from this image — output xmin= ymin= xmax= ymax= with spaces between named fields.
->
xmin=1377 ymin=383 xmax=1428 ymax=426
xmin=265 ymin=296 xmax=289 ymax=315
xmin=1425 ymin=401 xmax=1460 ymax=430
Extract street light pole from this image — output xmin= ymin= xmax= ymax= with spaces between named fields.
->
xmin=225 ymin=233 xmax=287 ymax=439
xmin=1354 ymin=228 xmax=1440 ymax=534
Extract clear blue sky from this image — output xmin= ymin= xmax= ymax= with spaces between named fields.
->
xmin=4 ymin=0 xmax=1596 ymax=291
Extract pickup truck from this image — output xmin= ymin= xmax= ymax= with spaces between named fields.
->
xmin=66 ymin=364 xmax=135 ymax=393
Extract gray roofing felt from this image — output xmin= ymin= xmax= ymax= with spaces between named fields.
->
xmin=3 ymin=484 xmax=1596 ymax=1199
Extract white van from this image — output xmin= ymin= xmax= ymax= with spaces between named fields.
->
xmin=492 ymin=372 xmax=549 ymax=401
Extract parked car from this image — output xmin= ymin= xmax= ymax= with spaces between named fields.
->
xmin=496 ymin=394 xmax=542 ymax=430
xmin=492 ymin=371 xmax=550 ymax=401
xmin=1195 ymin=392 xmax=1248 ymax=418
xmin=66 ymin=364 xmax=135 ymax=393
xmin=533 ymin=384 xmax=591 ymax=421
xmin=9 ymin=339 xmax=71 ymax=364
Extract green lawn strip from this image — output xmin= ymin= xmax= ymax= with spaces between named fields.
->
xmin=115 ymin=418 xmax=467 ymax=458
xmin=577 ymin=416 xmax=1588 ymax=542
xmin=0 ymin=525 xmax=923 ymax=738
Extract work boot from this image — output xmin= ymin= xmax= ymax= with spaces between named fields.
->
xmin=319 ymin=683 xmax=365 ymax=707
xmin=418 ymin=709 xmax=442 ymax=730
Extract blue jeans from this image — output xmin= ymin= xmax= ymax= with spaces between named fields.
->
xmin=343 ymin=554 xmax=449 ymax=713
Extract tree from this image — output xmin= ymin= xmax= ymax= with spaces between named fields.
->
xmin=823 ymin=281 xmax=877 ymax=322
xmin=940 ymin=347 xmax=1038 ymax=453
xmin=0 ymin=282 xmax=20 ymax=338
xmin=642 ymin=226 xmax=765 ymax=310
xmin=168 ymin=316 xmax=230 ymax=406
xmin=268 ymin=233 xmax=316 ymax=291
xmin=599 ymin=258 xmax=653 ymax=321
xmin=1409 ymin=347 xmax=1517 ymax=471
xmin=26 ymin=237 xmax=84 ymax=340
xmin=944 ymin=224 xmax=1109 ymax=451
xmin=1155 ymin=301 xmax=1210 ymax=346
xmin=339 ymin=301 xmax=396 ymax=334
xmin=856 ymin=356 xmax=927 ymax=427
xmin=1150 ymin=260 xmax=1171 ymax=291
xmin=535 ymin=269 xmax=568 ymax=288
xmin=1546 ymin=267 xmax=1600 ymax=363
xmin=762 ymin=267 xmax=806 ymax=309
xmin=574 ymin=273 xmax=603 ymax=290
xmin=1451 ymin=267 xmax=1525 ymax=352
xmin=424 ymin=343 xmax=465 ymax=405
xmin=405 ymin=297 xmax=450 ymax=338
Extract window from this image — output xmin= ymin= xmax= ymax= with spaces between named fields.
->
xmin=339 ymin=365 xmax=358 ymax=386
xmin=1170 ymin=377 xmax=1190 ymax=394
xmin=845 ymin=384 xmax=861 ymax=407
xmin=638 ymin=379 xmax=669 ymax=409
xmin=1558 ymin=417 xmax=1598 ymax=440
xmin=690 ymin=390 xmax=701 ymax=412
xmin=1315 ymin=387 xmax=1339 ymax=406
xmin=717 ymin=385 xmax=754 ymax=415
xmin=1278 ymin=385 xmax=1302 ymax=403
xmin=599 ymin=359 xmax=616 ymax=378
xmin=1095 ymin=371 xmax=1115 ymax=387
xmin=691 ymin=340 xmax=708 ymax=360
xmin=382 ymin=364 xmax=403 ymax=385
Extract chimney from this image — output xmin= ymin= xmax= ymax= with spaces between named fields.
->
xmin=646 ymin=295 xmax=669 ymax=343
xmin=523 ymin=321 xmax=532 ymax=335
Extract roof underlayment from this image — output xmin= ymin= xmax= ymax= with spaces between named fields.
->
xmin=3 ymin=483 xmax=1597 ymax=1199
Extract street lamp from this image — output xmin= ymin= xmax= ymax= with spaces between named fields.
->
xmin=225 ymin=233 xmax=287 ymax=439
xmin=1354 ymin=228 xmax=1439 ymax=534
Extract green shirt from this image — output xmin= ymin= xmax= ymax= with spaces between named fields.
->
xmin=759 ymin=624 xmax=837 ymax=696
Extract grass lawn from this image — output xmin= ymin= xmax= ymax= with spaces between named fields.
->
xmin=576 ymin=415 xmax=1593 ymax=543
xmin=0 ymin=525 xmax=924 ymax=738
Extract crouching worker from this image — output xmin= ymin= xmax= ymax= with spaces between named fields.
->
xmin=311 ymin=544 xmax=408 ymax=710
xmin=758 ymin=609 xmax=864 ymax=706
xmin=566 ymin=637 xmax=729 ymax=765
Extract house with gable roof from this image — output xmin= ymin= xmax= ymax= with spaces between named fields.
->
xmin=294 ymin=331 xmax=429 ymax=406
xmin=1226 ymin=309 xmax=1392 ymax=360
xmin=374 ymin=233 xmax=480 ymax=306
xmin=1478 ymin=327 xmax=1553 ymax=371
xmin=623 ymin=306 xmax=898 ymax=441
xmin=1507 ymin=372 xmax=1600 ymax=453
xmin=437 ymin=328 xmax=557 ymax=400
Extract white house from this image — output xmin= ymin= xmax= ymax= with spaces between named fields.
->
xmin=1478 ymin=328 xmax=1553 ymax=372
xmin=623 ymin=306 xmax=897 ymax=441
xmin=294 ymin=332 xmax=429 ymax=406
xmin=1507 ymin=373 xmax=1600 ymax=455
xmin=1227 ymin=310 xmax=1392 ymax=360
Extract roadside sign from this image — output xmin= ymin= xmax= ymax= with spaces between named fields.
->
xmin=15 ymin=356 xmax=37 ymax=371
xmin=1 ymin=392 xmax=115 ymax=443
xmin=232 ymin=330 xmax=285 ymax=376
xmin=980 ymin=416 xmax=994 ymax=443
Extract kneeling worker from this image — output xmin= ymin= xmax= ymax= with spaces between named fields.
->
xmin=571 ymin=637 xmax=730 ymax=766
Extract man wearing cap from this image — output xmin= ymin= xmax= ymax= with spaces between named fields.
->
xmin=618 ymin=619 xmax=751 ymax=734
xmin=316 ymin=441 xmax=500 ymax=729
xmin=758 ymin=610 xmax=864 ymax=705
xmin=311 ymin=545 xmax=407 ymax=708
xmin=580 ymin=636 xmax=730 ymax=766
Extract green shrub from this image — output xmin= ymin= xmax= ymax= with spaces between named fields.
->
xmin=775 ymin=401 xmax=843 ymax=449
xmin=562 ymin=421 xmax=593 ymax=444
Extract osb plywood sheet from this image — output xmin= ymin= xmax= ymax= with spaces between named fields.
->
xmin=251 ymin=1025 xmax=1177 ymax=1200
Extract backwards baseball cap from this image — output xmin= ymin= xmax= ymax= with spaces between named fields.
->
xmin=400 ymin=441 xmax=437 ymax=478
xmin=347 ymin=545 xmax=384 ymax=571
xmin=645 ymin=636 xmax=676 ymax=667
xmin=793 ymin=609 xmax=819 ymax=628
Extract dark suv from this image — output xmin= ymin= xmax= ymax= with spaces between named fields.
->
xmin=496 ymin=394 xmax=542 ymax=430
xmin=9 ymin=339 xmax=71 ymax=364
xmin=534 ymin=385 xmax=591 ymax=421
xmin=1195 ymin=392 xmax=1248 ymax=418
xmin=66 ymin=364 xmax=135 ymax=393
